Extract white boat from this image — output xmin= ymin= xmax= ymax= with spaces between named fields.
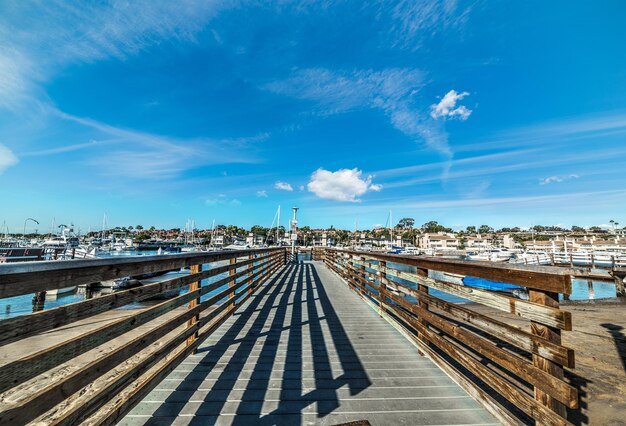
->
xmin=467 ymin=248 xmax=513 ymax=262
xmin=47 ymin=286 xmax=76 ymax=295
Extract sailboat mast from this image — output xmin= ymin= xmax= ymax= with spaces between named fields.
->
xmin=390 ymin=210 xmax=393 ymax=244
xmin=277 ymin=205 xmax=281 ymax=245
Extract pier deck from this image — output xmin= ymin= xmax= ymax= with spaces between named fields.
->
xmin=122 ymin=261 xmax=497 ymax=425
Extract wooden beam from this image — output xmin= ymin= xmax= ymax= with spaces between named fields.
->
xmin=0 ymin=248 xmax=284 ymax=298
xmin=357 ymin=260 xmax=571 ymax=330
xmin=334 ymin=249 xmax=572 ymax=294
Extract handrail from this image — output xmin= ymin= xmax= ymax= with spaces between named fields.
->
xmin=0 ymin=247 xmax=284 ymax=298
xmin=315 ymin=247 xmax=578 ymax=426
xmin=0 ymin=247 xmax=287 ymax=425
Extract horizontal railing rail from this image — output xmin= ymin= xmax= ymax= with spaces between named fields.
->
xmin=0 ymin=247 xmax=287 ymax=425
xmin=315 ymin=247 xmax=579 ymax=426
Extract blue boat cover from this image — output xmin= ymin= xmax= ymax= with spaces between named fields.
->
xmin=462 ymin=276 xmax=523 ymax=291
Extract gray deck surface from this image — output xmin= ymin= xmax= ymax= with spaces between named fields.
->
xmin=122 ymin=261 xmax=498 ymax=426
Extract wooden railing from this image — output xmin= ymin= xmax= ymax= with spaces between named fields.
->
xmin=316 ymin=248 xmax=579 ymax=426
xmin=0 ymin=247 xmax=286 ymax=425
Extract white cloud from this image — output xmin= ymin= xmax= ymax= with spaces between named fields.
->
xmin=299 ymin=185 xmax=305 ymax=191
xmin=274 ymin=181 xmax=293 ymax=191
xmin=0 ymin=144 xmax=19 ymax=174
xmin=539 ymin=174 xmax=579 ymax=185
xmin=430 ymin=90 xmax=472 ymax=120
xmin=256 ymin=190 xmax=268 ymax=197
xmin=307 ymin=168 xmax=382 ymax=202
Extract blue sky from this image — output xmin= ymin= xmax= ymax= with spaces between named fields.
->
xmin=1 ymin=1 xmax=625 ymax=233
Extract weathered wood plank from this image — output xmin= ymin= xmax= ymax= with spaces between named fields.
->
xmin=416 ymin=290 xmax=574 ymax=367
xmin=383 ymin=288 xmax=578 ymax=408
xmin=0 ymin=248 xmax=283 ymax=298
xmin=79 ymin=258 xmax=284 ymax=426
xmin=0 ymin=255 xmax=279 ymax=393
xmin=335 ymin=249 xmax=572 ymax=294
xmin=186 ymin=263 xmax=202 ymax=348
xmin=529 ymin=289 xmax=568 ymax=419
xmin=383 ymin=303 xmax=572 ymax=426
xmin=0 ymin=256 xmax=284 ymax=426
xmin=0 ymin=252 xmax=273 ymax=346
xmin=356 ymin=260 xmax=572 ymax=330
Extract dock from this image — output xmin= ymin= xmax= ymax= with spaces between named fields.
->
xmin=122 ymin=262 xmax=496 ymax=425
xmin=0 ymin=248 xmax=583 ymax=425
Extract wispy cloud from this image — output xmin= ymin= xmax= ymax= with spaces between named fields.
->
xmin=205 ymin=195 xmax=241 ymax=206
xmin=0 ymin=0 xmax=232 ymax=110
xmin=384 ymin=0 xmax=471 ymax=50
xmin=307 ymin=168 xmax=382 ymax=202
xmin=382 ymin=147 xmax=626 ymax=188
xmin=430 ymin=90 xmax=472 ymax=120
xmin=456 ymin=111 xmax=626 ymax=153
xmin=0 ymin=144 xmax=19 ymax=174
xmin=539 ymin=174 xmax=579 ymax=185
xmin=52 ymin=109 xmax=257 ymax=179
xmin=265 ymin=68 xmax=452 ymax=157
xmin=274 ymin=181 xmax=293 ymax=191
xmin=256 ymin=190 xmax=268 ymax=197
xmin=19 ymin=140 xmax=118 ymax=157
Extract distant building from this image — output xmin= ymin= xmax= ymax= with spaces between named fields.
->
xmin=246 ymin=233 xmax=265 ymax=247
xmin=417 ymin=233 xmax=459 ymax=251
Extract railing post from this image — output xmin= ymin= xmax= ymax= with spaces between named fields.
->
xmin=359 ymin=256 xmax=366 ymax=298
xmin=247 ymin=253 xmax=254 ymax=295
xmin=528 ymin=289 xmax=567 ymax=420
xmin=614 ymin=273 xmax=626 ymax=298
xmin=379 ymin=260 xmax=386 ymax=316
xmin=228 ymin=257 xmax=237 ymax=312
xmin=416 ymin=267 xmax=429 ymax=347
xmin=186 ymin=263 xmax=202 ymax=349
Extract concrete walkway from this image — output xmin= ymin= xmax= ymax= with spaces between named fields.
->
xmin=122 ymin=261 xmax=498 ymax=426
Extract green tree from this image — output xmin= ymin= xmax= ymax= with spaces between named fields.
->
xmin=465 ymin=226 xmax=476 ymax=234
xmin=397 ymin=218 xmax=415 ymax=229
xmin=422 ymin=221 xmax=452 ymax=233
xmin=478 ymin=225 xmax=493 ymax=234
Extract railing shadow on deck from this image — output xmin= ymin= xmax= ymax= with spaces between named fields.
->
xmin=152 ymin=262 xmax=370 ymax=425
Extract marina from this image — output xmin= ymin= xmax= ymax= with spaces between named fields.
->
xmin=1 ymin=3 xmax=625 ymax=425
xmin=0 ymin=246 xmax=624 ymax=425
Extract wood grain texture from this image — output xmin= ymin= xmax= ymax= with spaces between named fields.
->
xmin=334 ymin=249 xmax=573 ymax=293
xmin=355 ymin=260 xmax=572 ymax=330
xmin=0 ymin=248 xmax=284 ymax=298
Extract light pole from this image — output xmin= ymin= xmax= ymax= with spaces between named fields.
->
xmin=23 ymin=218 xmax=39 ymax=243
xmin=291 ymin=207 xmax=298 ymax=260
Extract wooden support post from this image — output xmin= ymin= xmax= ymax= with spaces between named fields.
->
xmin=186 ymin=263 xmax=202 ymax=348
xmin=360 ymin=256 xmax=366 ymax=298
xmin=591 ymin=254 xmax=595 ymax=268
xmin=415 ymin=267 xmax=429 ymax=349
xmin=32 ymin=291 xmax=46 ymax=313
xmin=569 ymin=254 xmax=573 ymax=267
xmin=614 ymin=274 xmax=625 ymax=298
xmin=379 ymin=260 xmax=386 ymax=316
xmin=228 ymin=257 xmax=237 ymax=312
xmin=247 ymin=253 xmax=254 ymax=295
xmin=528 ymin=289 xmax=568 ymax=420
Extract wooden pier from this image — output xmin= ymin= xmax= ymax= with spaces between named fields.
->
xmin=122 ymin=261 xmax=496 ymax=425
xmin=0 ymin=248 xmax=582 ymax=425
